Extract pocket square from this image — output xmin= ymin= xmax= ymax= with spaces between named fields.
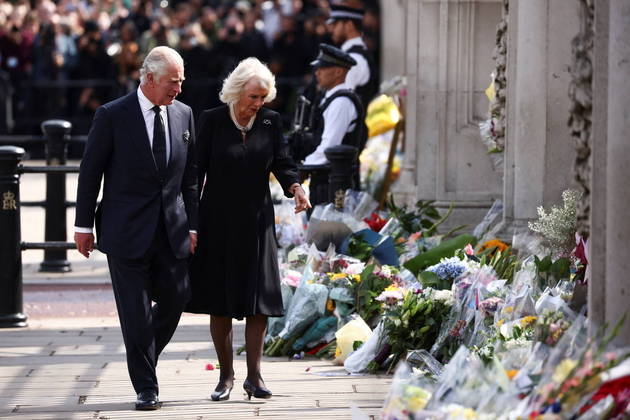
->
xmin=182 ymin=130 xmax=190 ymax=143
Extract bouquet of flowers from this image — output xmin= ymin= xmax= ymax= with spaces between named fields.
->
xmin=375 ymin=287 xmax=455 ymax=372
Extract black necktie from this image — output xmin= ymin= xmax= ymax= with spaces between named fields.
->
xmin=152 ymin=105 xmax=167 ymax=175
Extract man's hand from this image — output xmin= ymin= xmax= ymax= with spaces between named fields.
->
xmin=292 ymin=185 xmax=312 ymax=214
xmin=189 ymin=232 xmax=198 ymax=254
xmin=74 ymin=232 xmax=95 ymax=258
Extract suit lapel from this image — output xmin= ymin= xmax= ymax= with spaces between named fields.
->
xmin=122 ymin=93 xmax=160 ymax=177
xmin=166 ymin=104 xmax=182 ymax=174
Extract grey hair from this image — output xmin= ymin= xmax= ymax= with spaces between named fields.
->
xmin=219 ymin=57 xmax=277 ymax=104
xmin=139 ymin=46 xmax=184 ymax=85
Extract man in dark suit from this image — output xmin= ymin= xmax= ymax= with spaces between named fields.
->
xmin=74 ymin=46 xmax=198 ymax=411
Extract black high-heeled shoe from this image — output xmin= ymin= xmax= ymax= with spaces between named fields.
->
xmin=210 ymin=382 xmax=233 ymax=401
xmin=243 ymin=378 xmax=272 ymax=400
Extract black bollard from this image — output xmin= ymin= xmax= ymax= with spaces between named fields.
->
xmin=325 ymin=145 xmax=358 ymax=203
xmin=300 ymin=164 xmax=330 ymax=208
xmin=40 ymin=120 xmax=72 ymax=272
xmin=0 ymin=146 xmax=27 ymax=328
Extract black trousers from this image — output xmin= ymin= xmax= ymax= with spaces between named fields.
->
xmin=107 ymin=215 xmax=190 ymax=395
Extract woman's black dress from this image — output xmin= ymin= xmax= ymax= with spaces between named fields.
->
xmin=186 ymin=105 xmax=299 ymax=319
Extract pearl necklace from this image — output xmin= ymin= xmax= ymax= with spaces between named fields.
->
xmin=229 ymin=102 xmax=255 ymax=136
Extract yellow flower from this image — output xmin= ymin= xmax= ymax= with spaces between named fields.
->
xmin=329 ymin=273 xmax=347 ymax=281
xmin=552 ymin=359 xmax=578 ymax=383
xmin=384 ymin=285 xmax=401 ymax=292
xmin=352 ymin=274 xmax=361 ymax=283
xmin=503 ymin=306 xmax=514 ymax=314
xmin=506 ymin=369 xmax=519 ymax=380
xmin=496 ymin=319 xmax=505 ymax=327
xmin=403 ymin=386 xmax=430 ymax=411
xmin=520 ymin=316 xmax=538 ymax=327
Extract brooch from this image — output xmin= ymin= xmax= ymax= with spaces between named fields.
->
xmin=182 ymin=130 xmax=190 ymax=144
xmin=263 ymin=119 xmax=272 ymax=125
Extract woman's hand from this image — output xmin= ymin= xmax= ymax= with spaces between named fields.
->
xmin=291 ymin=184 xmax=311 ymax=214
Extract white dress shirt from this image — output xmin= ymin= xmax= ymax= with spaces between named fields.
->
xmin=137 ymin=87 xmax=171 ymax=163
xmin=303 ymin=83 xmax=357 ymax=166
xmin=341 ymin=37 xmax=370 ymax=90
xmin=75 ymin=88 xmax=172 ymax=233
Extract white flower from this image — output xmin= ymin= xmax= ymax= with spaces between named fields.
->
xmin=380 ymin=265 xmax=393 ymax=278
xmin=376 ymin=289 xmax=404 ymax=302
xmin=344 ymin=262 xmax=366 ymax=275
xmin=432 ymin=289 xmax=455 ymax=306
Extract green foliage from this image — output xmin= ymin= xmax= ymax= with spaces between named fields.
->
xmin=478 ymin=247 xmax=521 ymax=283
xmin=354 ymin=264 xmax=392 ymax=327
xmin=534 ymin=254 xmax=572 ymax=289
xmin=380 ymin=291 xmax=452 ymax=373
xmin=346 ymin=234 xmax=375 ymax=262
xmin=418 ymin=271 xmax=450 ymax=291
xmin=385 ymin=195 xmax=452 ymax=236
xmin=403 ymin=234 xmax=477 ymax=275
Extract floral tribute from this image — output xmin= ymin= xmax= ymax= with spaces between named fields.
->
xmin=266 ymin=183 xmax=627 ymax=419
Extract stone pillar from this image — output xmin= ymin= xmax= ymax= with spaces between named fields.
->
xmin=592 ymin=0 xmax=630 ymax=345
xmin=501 ymin=0 xmax=580 ymax=237
xmin=588 ymin=0 xmax=608 ymax=334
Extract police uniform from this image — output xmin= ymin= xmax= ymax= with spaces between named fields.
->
xmin=327 ymin=4 xmax=379 ymax=108
xmin=302 ymin=45 xmax=367 ymax=199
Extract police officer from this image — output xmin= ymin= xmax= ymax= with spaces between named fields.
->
xmin=327 ymin=1 xmax=378 ymax=108
xmin=300 ymin=44 xmax=366 ymax=201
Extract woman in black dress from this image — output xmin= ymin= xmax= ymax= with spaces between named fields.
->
xmin=187 ymin=57 xmax=310 ymax=401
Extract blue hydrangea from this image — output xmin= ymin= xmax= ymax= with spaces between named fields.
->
xmin=426 ymin=257 xmax=466 ymax=281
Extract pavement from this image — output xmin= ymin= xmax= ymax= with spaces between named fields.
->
xmin=0 ymin=161 xmax=391 ymax=419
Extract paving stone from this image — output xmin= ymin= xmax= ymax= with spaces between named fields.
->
xmin=0 ymin=316 xmax=389 ymax=419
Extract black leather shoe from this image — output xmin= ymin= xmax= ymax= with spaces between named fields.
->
xmin=210 ymin=382 xmax=233 ymax=401
xmin=243 ymin=379 xmax=272 ymax=400
xmin=135 ymin=390 xmax=160 ymax=410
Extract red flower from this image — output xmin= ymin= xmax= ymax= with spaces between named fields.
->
xmin=579 ymin=374 xmax=630 ymax=416
xmin=363 ymin=212 xmax=388 ymax=232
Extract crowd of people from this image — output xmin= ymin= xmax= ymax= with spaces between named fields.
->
xmin=0 ymin=0 xmax=380 ymax=134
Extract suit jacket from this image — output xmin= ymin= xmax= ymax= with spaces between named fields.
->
xmin=75 ymin=91 xmax=198 ymax=259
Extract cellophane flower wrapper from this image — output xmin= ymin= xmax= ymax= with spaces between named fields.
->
xmin=275 ymin=199 xmax=307 ymax=248
xmin=277 ymin=273 xmax=329 ymax=340
xmin=426 ymin=346 xmax=511 ymax=413
xmin=381 ymin=361 xmax=435 ymax=420
xmin=405 ymin=349 xmax=444 ymax=382
xmin=512 ymin=230 xmax=547 ymax=259
xmin=576 ymin=394 xmax=615 ymax=420
xmin=533 ymin=346 xmax=630 ymax=419
xmin=494 ymin=262 xmax=539 ymax=326
xmin=265 ymin=283 xmax=295 ymax=342
xmin=578 ymin=358 xmax=630 ymax=418
xmin=286 ymin=243 xmax=309 ymax=271
xmin=430 ymin=266 xmax=494 ymax=359
xmin=343 ymin=189 xmax=379 ymax=222
xmin=472 ymin=199 xmax=504 ymax=241
xmin=306 ymin=204 xmax=366 ymax=251
xmin=344 ymin=320 xmax=385 ymax=373
xmin=514 ymin=314 xmax=590 ymax=416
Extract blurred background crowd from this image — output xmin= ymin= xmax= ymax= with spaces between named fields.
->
xmin=0 ymin=0 xmax=380 ymax=135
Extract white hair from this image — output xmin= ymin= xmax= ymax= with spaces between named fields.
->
xmin=139 ymin=46 xmax=184 ymax=85
xmin=219 ymin=57 xmax=277 ymax=104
